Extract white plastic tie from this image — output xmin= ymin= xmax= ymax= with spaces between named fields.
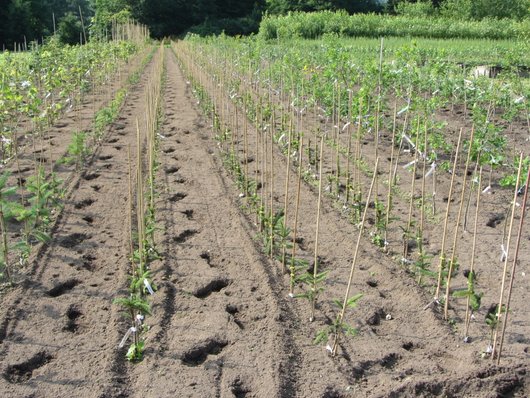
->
xmin=514 ymin=96 xmax=524 ymax=104
xmin=144 ymin=279 xmax=155 ymax=295
xmin=500 ymin=244 xmax=508 ymax=262
xmin=425 ymin=162 xmax=436 ymax=178
xmin=397 ymin=105 xmax=409 ymax=116
xmin=119 ymin=327 xmax=137 ymax=348
xmin=403 ymin=159 xmax=417 ymax=169
xmin=402 ymin=134 xmax=416 ymax=149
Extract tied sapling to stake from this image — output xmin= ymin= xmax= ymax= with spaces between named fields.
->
xmin=297 ymin=137 xmax=326 ymax=322
xmin=328 ymin=158 xmax=379 ymax=357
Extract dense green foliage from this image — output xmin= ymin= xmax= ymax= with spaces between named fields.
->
xmin=258 ymin=10 xmax=530 ymax=41
xmin=1 ymin=0 xmax=529 ymax=47
xmin=0 ymin=0 xmax=91 ymax=49
xmin=265 ymin=0 xmax=383 ymax=14
xmin=0 ymin=39 xmax=138 ymax=160
xmin=183 ymin=33 xmax=528 ymax=178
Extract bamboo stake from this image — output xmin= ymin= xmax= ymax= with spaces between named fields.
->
xmin=403 ymin=125 xmax=420 ymax=261
xmin=384 ymin=103 xmax=398 ymax=251
xmin=496 ymin=165 xmax=530 ymax=364
xmin=243 ymin=100 xmax=249 ymax=195
xmin=418 ymin=122 xmax=428 ymax=260
xmin=136 ymin=119 xmax=145 ymax=276
xmin=331 ymin=157 xmax=379 ymax=356
xmin=127 ymin=145 xmax=135 ymax=265
xmin=345 ymin=91 xmax=353 ymax=204
xmin=491 ymin=153 xmax=524 ymax=358
xmin=463 ymin=166 xmax=482 ymax=340
xmin=281 ymin=123 xmax=293 ymax=272
xmin=269 ymin=110 xmax=275 ymax=259
xmin=310 ymin=137 xmax=325 ymax=322
xmin=444 ymin=127 xmax=474 ymax=320
xmin=289 ymin=136 xmax=304 ymax=296
xmin=435 ymin=129 xmax=463 ymax=301
xmin=375 ymin=37 xmax=384 ymax=162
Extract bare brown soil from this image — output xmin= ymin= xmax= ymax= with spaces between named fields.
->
xmin=0 ymin=47 xmax=528 ymax=398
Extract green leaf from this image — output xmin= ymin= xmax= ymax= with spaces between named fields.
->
xmin=313 ymin=329 xmax=328 ymax=345
xmin=114 ymin=295 xmax=151 ymax=315
xmin=32 ymin=230 xmax=51 ymax=243
xmin=452 ymin=289 xmax=470 ymax=298
xmin=342 ymin=324 xmax=358 ymax=337
xmin=346 ymin=293 xmax=363 ymax=308
xmin=333 ymin=298 xmax=344 ymax=309
xmin=1 ymin=186 xmax=18 ymax=197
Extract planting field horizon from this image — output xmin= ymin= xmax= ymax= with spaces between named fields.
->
xmin=0 ymin=19 xmax=529 ymax=398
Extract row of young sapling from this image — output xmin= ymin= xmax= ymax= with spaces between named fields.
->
xmin=173 ymin=39 xmax=528 ymax=363
xmin=0 ymin=25 xmax=150 ymax=285
xmin=114 ymin=44 xmax=165 ymax=361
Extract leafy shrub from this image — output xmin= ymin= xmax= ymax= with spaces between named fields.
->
xmin=258 ymin=11 xmax=530 ymax=41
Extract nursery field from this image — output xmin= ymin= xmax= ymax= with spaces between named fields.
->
xmin=0 ymin=32 xmax=529 ymax=398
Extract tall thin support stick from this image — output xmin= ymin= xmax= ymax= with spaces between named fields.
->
xmin=435 ymin=129 xmax=463 ymax=300
xmin=403 ymin=126 xmax=420 ymax=261
xmin=310 ymin=137 xmax=325 ymax=322
xmin=444 ymin=127 xmax=474 ymax=320
xmin=384 ymin=103 xmax=398 ymax=251
xmin=289 ymin=136 xmax=304 ymax=296
xmin=496 ymin=166 xmax=530 ymax=364
xmin=491 ymin=153 xmax=524 ymax=358
xmin=463 ymin=166 xmax=482 ymax=340
xmin=281 ymin=124 xmax=293 ymax=272
xmin=374 ymin=37 xmax=384 ymax=161
xmin=136 ymin=119 xmax=145 ymax=277
xmin=331 ymin=158 xmax=379 ymax=356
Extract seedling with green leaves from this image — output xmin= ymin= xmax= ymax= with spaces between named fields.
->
xmin=414 ymin=251 xmax=435 ymax=285
xmin=114 ymin=294 xmax=151 ymax=361
xmin=453 ymin=271 xmax=482 ymax=342
xmin=316 ymin=293 xmax=363 ymax=350
xmin=61 ymin=131 xmax=90 ymax=170
xmin=0 ymin=172 xmax=18 ymax=282
xmin=371 ymin=198 xmax=387 ymax=248
xmin=296 ymin=266 xmax=328 ymax=322
xmin=484 ymin=304 xmax=505 ymax=357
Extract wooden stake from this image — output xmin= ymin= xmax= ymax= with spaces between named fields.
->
xmin=435 ymin=129 xmax=463 ymax=300
xmin=492 ymin=153 xmax=524 ymax=358
xmin=496 ymin=165 xmax=530 ymax=364
xmin=463 ymin=166 xmax=482 ymax=340
xmin=281 ymin=122 xmax=293 ymax=272
xmin=289 ymin=136 xmax=303 ymax=296
xmin=310 ymin=137 xmax=325 ymax=322
xmin=331 ymin=157 xmax=379 ymax=356
xmin=444 ymin=127 xmax=474 ymax=320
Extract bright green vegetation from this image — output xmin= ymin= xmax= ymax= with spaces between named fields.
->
xmin=0 ymin=23 xmax=149 ymax=284
xmin=175 ymin=27 xmax=529 ymax=354
xmin=0 ymin=39 xmax=138 ymax=163
xmin=259 ymin=10 xmax=530 ymax=41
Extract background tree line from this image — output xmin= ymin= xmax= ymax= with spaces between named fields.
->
xmin=1 ymin=0 xmax=528 ymax=48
